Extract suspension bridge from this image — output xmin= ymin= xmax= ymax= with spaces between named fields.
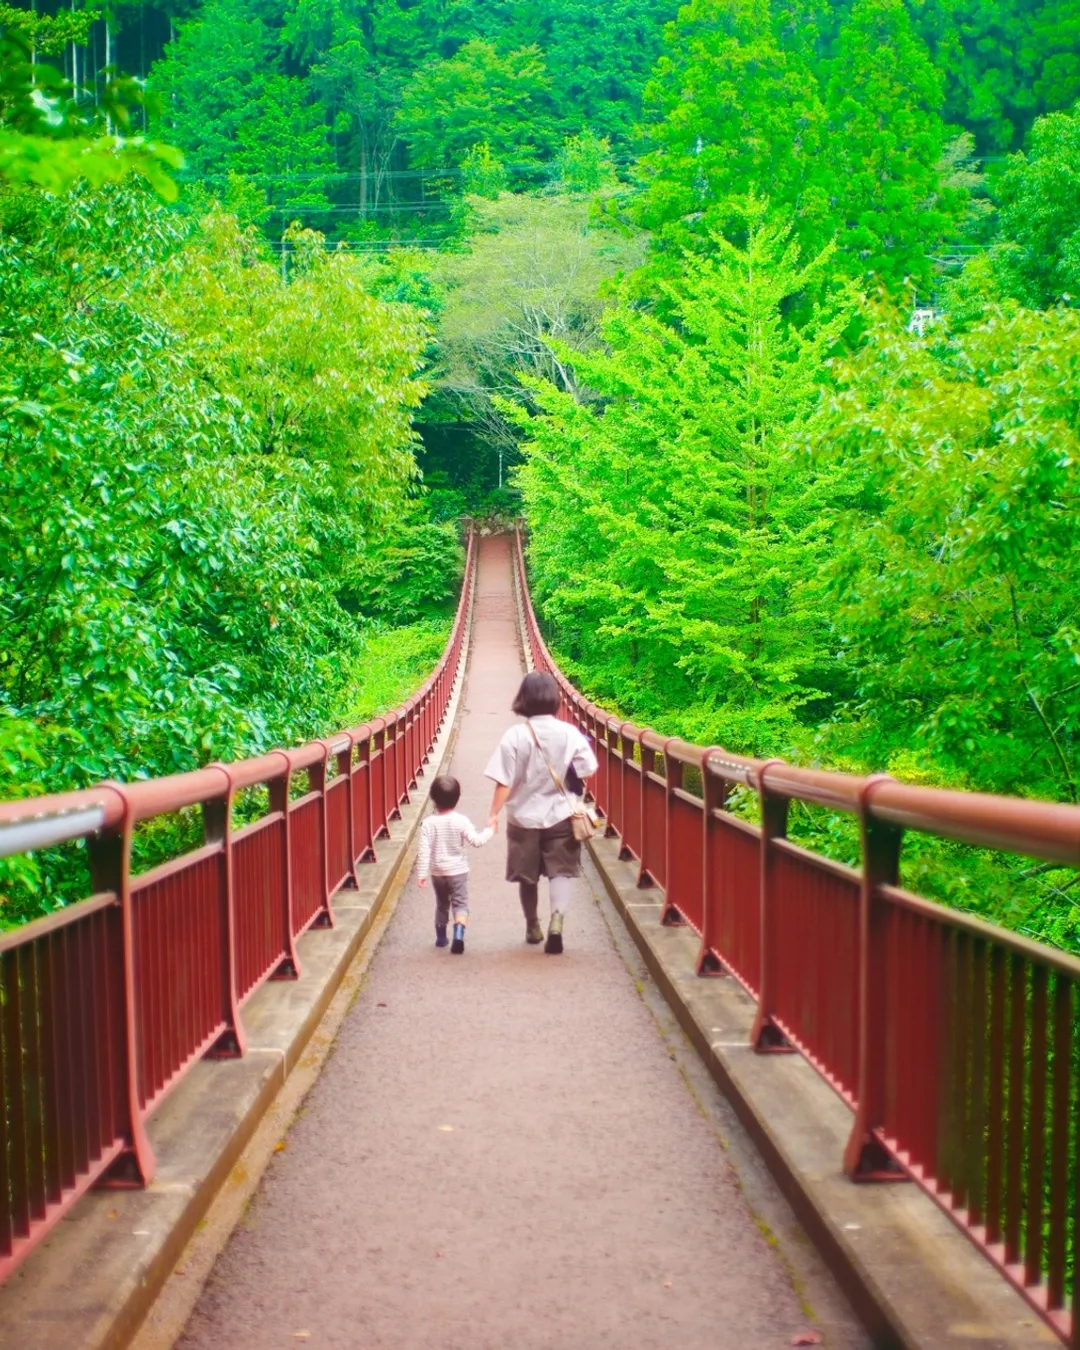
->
xmin=0 ymin=529 xmax=1076 ymax=1349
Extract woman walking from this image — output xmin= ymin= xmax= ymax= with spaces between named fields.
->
xmin=485 ymin=671 xmax=598 ymax=954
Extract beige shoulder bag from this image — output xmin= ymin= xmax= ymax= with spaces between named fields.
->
xmin=527 ymin=722 xmax=598 ymax=842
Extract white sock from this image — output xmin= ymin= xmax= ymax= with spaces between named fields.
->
xmin=549 ymin=875 xmax=573 ymax=916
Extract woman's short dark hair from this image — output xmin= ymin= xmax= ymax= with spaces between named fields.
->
xmin=512 ymin=671 xmax=562 ymax=718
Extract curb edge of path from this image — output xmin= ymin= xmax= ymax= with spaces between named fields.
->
xmin=0 ymin=582 xmax=476 ymax=1350
xmin=584 ymin=834 xmax=1058 ymax=1350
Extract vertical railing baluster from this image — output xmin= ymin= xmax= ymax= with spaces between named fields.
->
xmin=697 ymin=749 xmax=729 ymax=977
xmin=845 ymin=780 xmax=905 ymax=1177
xmin=308 ymin=750 xmax=333 ymax=929
xmin=203 ymin=767 xmax=246 ymax=1057
xmin=88 ymin=792 xmax=155 ymax=1186
xmin=750 ymin=761 xmax=792 ymax=1053
xmin=268 ymin=755 xmax=301 ymax=977
xmin=660 ymin=740 xmax=683 ymax=925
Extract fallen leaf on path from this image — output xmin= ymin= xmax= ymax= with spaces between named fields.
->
xmin=293 ymin=1333 xmax=311 ymax=1341
xmin=274 ymin=1142 xmax=287 ymax=1152
xmin=437 ymin=1125 xmax=454 ymax=1132
xmin=792 ymin=1333 xmax=823 ymax=1345
xmin=107 ymin=1209 xmax=118 ymax=1220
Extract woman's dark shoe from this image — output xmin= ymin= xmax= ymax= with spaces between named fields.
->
xmin=526 ymin=920 xmax=544 ymax=944
xmin=545 ymin=912 xmax=564 ymax=955
xmin=435 ymin=924 xmax=448 ymax=948
xmin=451 ymin=922 xmax=466 ymax=955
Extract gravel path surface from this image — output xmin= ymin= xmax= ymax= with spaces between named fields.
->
xmin=177 ymin=534 xmax=844 ymax=1350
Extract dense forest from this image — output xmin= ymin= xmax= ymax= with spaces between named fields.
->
xmin=1 ymin=0 xmax=1079 ymax=946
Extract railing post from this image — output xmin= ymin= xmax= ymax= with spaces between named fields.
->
xmin=338 ymin=735 xmax=359 ymax=891
xmin=88 ymin=786 xmax=156 ymax=1188
xmin=697 ymin=747 xmax=730 ymax=976
xmin=618 ymin=723 xmax=635 ymax=860
xmin=638 ymin=731 xmax=657 ymax=887
xmin=203 ymin=765 xmax=246 ymax=1057
xmin=751 ymin=761 xmax=795 ymax=1053
xmin=394 ymin=706 xmax=410 ymax=808
xmin=844 ymin=776 xmax=907 ymax=1180
xmin=603 ymin=718 xmax=620 ymax=837
xmin=268 ymin=753 xmax=301 ymax=977
xmin=309 ymin=747 xmax=334 ymax=928
xmin=660 ymin=738 xmax=685 ymax=926
xmin=371 ymin=717 xmax=390 ymax=841
xmin=351 ymin=727 xmax=376 ymax=865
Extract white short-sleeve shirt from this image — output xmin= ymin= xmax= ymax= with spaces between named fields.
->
xmin=484 ymin=715 xmax=599 ymax=829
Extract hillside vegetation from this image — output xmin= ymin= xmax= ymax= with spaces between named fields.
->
xmin=2 ymin=0 xmax=1079 ymax=946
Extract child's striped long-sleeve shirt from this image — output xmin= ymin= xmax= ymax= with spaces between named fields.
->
xmin=416 ymin=811 xmax=493 ymax=880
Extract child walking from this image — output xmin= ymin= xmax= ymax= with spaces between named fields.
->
xmin=416 ymin=776 xmax=494 ymax=954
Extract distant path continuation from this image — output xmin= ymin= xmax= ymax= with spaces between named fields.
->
xmin=176 ymin=534 xmax=830 ymax=1350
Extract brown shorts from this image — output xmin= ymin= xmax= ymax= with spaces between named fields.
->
xmin=505 ymin=817 xmax=581 ymax=885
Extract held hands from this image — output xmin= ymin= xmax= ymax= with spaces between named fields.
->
xmin=418 ymin=876 xmax=428 ymax=888
xmin=487 ymin=816 xmax=500 ymax=834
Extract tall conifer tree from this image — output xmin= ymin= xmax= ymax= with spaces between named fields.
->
xmin=635 ymin=0 xmax=831 ymax=264
xmin=823 ymin=0 xmax=954 ymax=288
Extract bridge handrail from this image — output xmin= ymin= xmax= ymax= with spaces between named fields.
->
xmin=513 ymin=525 xmax=1079 ymax=1348
xmin=0 ymin=528 xmax=476 ymax=1283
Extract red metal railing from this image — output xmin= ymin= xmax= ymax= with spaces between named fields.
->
xmin=0 ymin=529 xmax=475 ymax=1283
xmin=513 ymin=526 xmax=1080 ymax=1347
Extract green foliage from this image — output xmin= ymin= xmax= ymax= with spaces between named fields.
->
xmin=0 ymin=5 xmax=99 ymax=54
xmin=811 ymin=302 xmax=1080 ymax=806
xmin=514 ymin=205 xmax=853 ymax=752
xmin=822 ymin=0 xmax=956 ymax=288
xmin=432 ymin=190 xmax=645 ymax=490
xmin=151 ymin=0 xmax=338 ymax=214
xmin=993 ymin=103 xmax=1080 ymax=307
xmin=143 ymin=0 xmax=677 ymax=242
xmin=636 ymin=0 xmax=830 ymax=264
xmin=0 ymin=183 xmax=452 ymax=800
xmin=636 ymin=0 xmax=960 ymax=289
xmin=917 ymin=0 xmax=1080 ymax=151
xmin=461 ymin=142 xmax=508 ymax=200
xmin=552 ymin=131 xmax=616 ymax=195
xmin=0 ymin=29 xmax=181 ymax=197
xmin=396 ymin=41 xmax=556 ymax=173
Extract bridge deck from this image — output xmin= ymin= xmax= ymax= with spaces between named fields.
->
xmin=175 ymin=535 xmax=859 ymax=1349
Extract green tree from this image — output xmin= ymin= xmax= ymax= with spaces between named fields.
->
xmin=281 ymin=0 xmax=443 ymax=218
xmin=0 ymin=27 xmax=179 ymax=195
xmin=151 ymin=0 xmax=338 ymax=215
xmin=993 ymin=102 xmax=1080 ymax=307
xmin=635 ymin=0 xmax=830 ymax=266
xmin=396 ymin=40 xmax=557 ymax=172
xmin=0 ymin=187 xmax=450 ymax=803
xmin=461 ymin=142 xmax=508 ymax=199
xmin=823 ymin=0 xmax=955 ymax=288
xmin=514 ymin=203 xmax=852 ymax=751
xmin=434 ymin=0 xmax=678 ymax=145
xmin=552 ymin=130 xmax=616 ymax=194
xmin=916 ymin=0 xmax=1080 ymax=152
xmin=433 ymin=191 xmax=644 ymax=483
xmin=811 ymin=302 xmax=1080 ymax=805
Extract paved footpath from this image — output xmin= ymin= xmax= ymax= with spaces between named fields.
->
xmin=177 ymin=535 xmax=847 ymax=1350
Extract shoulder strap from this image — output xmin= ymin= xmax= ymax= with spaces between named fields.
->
xmin=527 ymin=721 xmax=572 ymax=803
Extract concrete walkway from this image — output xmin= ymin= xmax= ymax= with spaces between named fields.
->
xmin=176 ymin=535 xmax=847 ymax=1350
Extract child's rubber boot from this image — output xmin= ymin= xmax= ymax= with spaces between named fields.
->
xmin=525 ymin=919 xmax=544 ymax=945
xmin=451 ymin=922 xmax=466 ymax=955
xmin=545 ymin=911 xmax=564 ymax=955
xmin=435 ymin=924 xmax=448 ymax=948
